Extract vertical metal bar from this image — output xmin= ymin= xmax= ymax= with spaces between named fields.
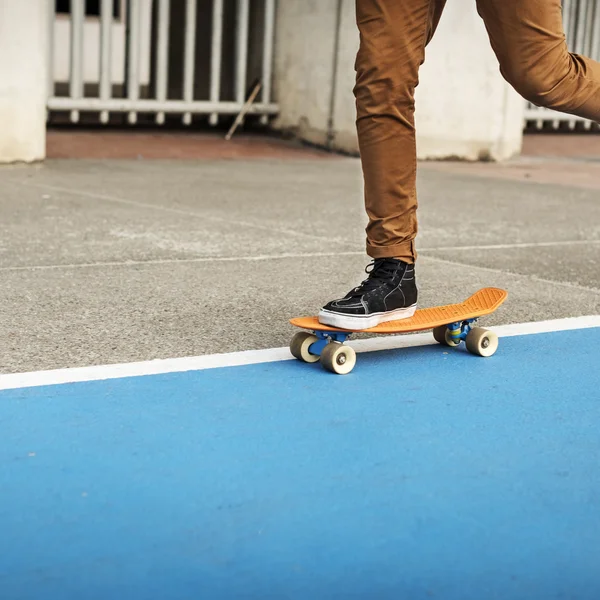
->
xmin=562 ymin=0 xmax=574 ymax=47
xmin=589 ymin=0 xmax=600 ymax=61
xmin=568 ymin=0 xmax=579 ymax=48
xmin=583 ymin=0 xmax=594 ymax=55
xmin=99 ymin=0 xmax=113 ymax=124
xmin=69 ymin=0 xmax=85 ymax=123
xmin=574 ymin=0 xmax=587 ymax=54
xmin=235 ymin=0 xmax=250 ymax=104
xmin=561 ymin=0 xmax=569 ymax=40
xmin=583 ymin=0 xmax=596 ymax=130
xmin=209 ymin=0 xmax=224 ymax=125
xmin=156 ymin=0 xmax=170 ymax=124
xmin=588 ymin=0 xmax=596 ymax=55
xmin=47 ymin=0 xmax=56 ymax=100
xmin=259 ymin=0 xmax=275 ymax=125
xmin=127 ymin=0 xmax=141 ymax=124
xmin=182 ymin=0 xmax=197 ymax=125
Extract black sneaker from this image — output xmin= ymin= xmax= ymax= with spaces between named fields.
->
xmin=318 ymin=258 xmax=418 ymax=330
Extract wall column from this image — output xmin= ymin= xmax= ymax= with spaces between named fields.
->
xmin=0 ymin=0 xmax=49 ymax=163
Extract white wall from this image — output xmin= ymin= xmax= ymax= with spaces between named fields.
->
xmin=274 ymin=0 xmax=524 ymax=161
xmin=415 ymin=2 xmax=524 ymax=161
xmin=0 ymin=0 xmax=48 ymax=163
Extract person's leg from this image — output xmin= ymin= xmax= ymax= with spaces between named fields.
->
xmin=355 ymin=0 xmax=447 ymax=263
xmin=477 ymin=0 xmax=600 ymax=122
xmin=318 ymin=0 xmax=447 ymax=330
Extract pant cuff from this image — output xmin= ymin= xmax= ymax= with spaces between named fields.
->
xmin=366 ymin=240 xmax=416 ymax=264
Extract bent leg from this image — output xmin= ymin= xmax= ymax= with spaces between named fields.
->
xmin=477 ymin=0 xmax=600 ymax=121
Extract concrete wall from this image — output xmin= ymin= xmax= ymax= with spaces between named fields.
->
xmin=273 ymin=0 xmax=524 ymax=161
xmin=415 ymin=2 xmax=524 ymax=161
xmin=272 ymin=0 xmax=339 ymax=147
xmin=0 ymin=0 xmax=48 ymax=163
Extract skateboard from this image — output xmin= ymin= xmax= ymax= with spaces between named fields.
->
xmin=289 ymin=287 xmax=508 ymax=374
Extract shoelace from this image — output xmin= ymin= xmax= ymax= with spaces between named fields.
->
xmin=348 ymin=258 xmax=401 ymax=297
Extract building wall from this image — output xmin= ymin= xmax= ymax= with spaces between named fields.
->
xmin=273 ymin=0 xmax=524 ymax=161
xmin=272 ymin=0 xmax=339 ymax=147
xmin=0 ymin=0 xmax=48 ymax=163
xmin=414 ymin=2 xmax=525 ymax=161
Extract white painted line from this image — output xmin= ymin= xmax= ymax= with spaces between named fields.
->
xmin=490 ymin=315 xmax=600 ymax=338
xmin=424 ymin=239 xmax=600 ymax=253
xmin=1 ymin=315 xmax=599 ymax=391
xmin=0 ymin=348 xmax=293 ymax=392
xmin=4 ymin=178 xmax=347 ymax=244
xmin=0 ymin=251 xmax=366 ymax=273
xmin=422 ymin=255 xmax=600 ymax=295
xmin=2 ymin=239 xmax=599 ymax=273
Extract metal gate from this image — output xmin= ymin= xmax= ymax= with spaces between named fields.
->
xmin=525 ymin=0 xmax=600 ymax=130
xmin=47 ymin=0 xmax=278 ymax=125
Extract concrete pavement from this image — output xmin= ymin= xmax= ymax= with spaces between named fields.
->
xmin=1 ymin=133 xmax=599 ymax=373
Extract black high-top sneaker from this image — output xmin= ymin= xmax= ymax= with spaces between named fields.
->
xmin=318 ymin=258 xmax=417 ymax=330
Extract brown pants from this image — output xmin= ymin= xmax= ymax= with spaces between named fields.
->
xmin=356 ymin=0 xmax=600 ymax=263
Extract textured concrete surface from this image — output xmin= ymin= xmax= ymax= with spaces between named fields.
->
xmin=1 ymin=144 xmax=599 ymax=373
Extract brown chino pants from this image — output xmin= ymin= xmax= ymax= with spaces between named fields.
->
xmin=356 ymin=0 xmax=600 ymax=263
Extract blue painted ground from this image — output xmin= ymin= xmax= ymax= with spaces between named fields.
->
xmin=1 ymin=328 xmax=600 ymax=600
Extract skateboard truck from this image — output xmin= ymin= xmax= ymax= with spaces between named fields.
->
xmin=308 ymin=330 xmax=351 ymax=356
xmin=447 ymin=319 xmax=477 ymax=344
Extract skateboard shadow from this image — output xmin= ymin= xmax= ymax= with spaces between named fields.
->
xmin=290 ymin=340 xmax=473 ymax=375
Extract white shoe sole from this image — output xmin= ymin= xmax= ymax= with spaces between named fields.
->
xmin=318 ymin=304 xmax=417 ymax=331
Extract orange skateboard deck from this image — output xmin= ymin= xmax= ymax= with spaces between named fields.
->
xmin=289 ymin=287 xmax=508 ymax=374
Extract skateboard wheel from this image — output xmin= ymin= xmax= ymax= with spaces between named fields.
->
xmin=433 ymin=325 xmax=449 ymax=345
xmin=444 ymin=329 xmax=461 ymax=348
xmin=466 ymin=327 xmax=499 ymax=357
xmin=320 ymin=342 xmax=356 ymax=375
xmin=290 ymin=332 xmax=320 ymax=363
